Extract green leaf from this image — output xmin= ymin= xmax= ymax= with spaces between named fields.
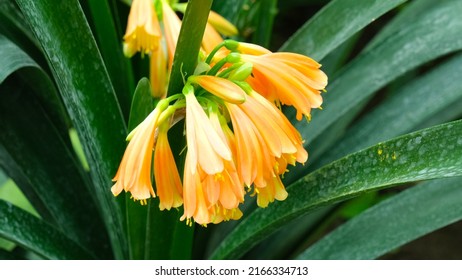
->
xmin=242 ymin=207 xmax=332 ymax=259
xmin=209 ymin=120 xmax=462 ymax=259
xmin=0 ymin=34 xmax=69 ymax=137
xmin=0 ymin=248 xmax=25 ymax=260
xmin=0 ymin=1 xmax=46 ymax=67
xmin=124 ymin=78 xmax=154 ymax=260
xmin=0 ymin=35 xmax=36 ymax=83
xmin=298 ymin=177 xmax=462 ymax=259
xmin=0 ymin=169 xmax=6 ymax=185
xmin=211 ymin=0 xmax=250 ymax=23
xmin=0 ymin=199 xmax=94 ymax=260
xmin=81 ymin=0 xmax=135 ymax=120
xmin=0 ymin=179 xmax=38 ymax=217
xmin=0 ymin=178 xmax=39 ymax=252
xmin=167 ymin=0 xmax=213 ymax=95
xmin=0 ymin=145 xmax=52 ymax=222
xmin=250 ymin=0 xmax=278 ymax=48
xmin=365 ymin=0 xmax=435 ymax=51
xmin=280 ymin=0 xmax=407 ymax=60
xmin=286 ymin=0 xmax=462 ymax=183
xmin=312 ymin=52 xmax=462 ymax=170
xmin=15 ymin=0 xmax=128 ymax=258
xmin=127 ymin=78 xmax=156 ymax=130
xmin=144 ymin=203 xmax=193 ymax=259
xmin=319 ymin=31 xmax=361 ymax=76
xmin=0 ymin=77 xmax=111 ymax=258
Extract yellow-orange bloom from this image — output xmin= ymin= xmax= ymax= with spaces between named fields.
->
xmin=207 ymin=110 xmax=245 ymax=209
xmin=242 ymin=51 xmax=328 ymax=120
xmin=226 ymin=102 xmax=275 ymax=188
xmin=184 ymin=90 xmax=232 ymax=175
xmin=202 ymin=10 xmax=237 ymax=53
xmin=182 ymin=160 xmax=244 ymax=225
xmin=161 ymin=0 xmax=182 ymax=68
xmin=150 ymin=41 xmax=168 ymax=98
xmin=247 ymin=90 xmax=308 ymax=164
xmin=181 ymin=153 xmax=211 ymax=225
xmin=112 ymin=106 xmax=163 ymax=202
xmin=202 ymin=23 xmax=227 ymax=54
xmin=123 ymin=0 xmax=161 ymax=56
xmin=188 ymin=75 xmax=246 ymax=104
xmin=236 ymin=42 xmax=272 ymax=56
xmin=225 ymin=90 xmax=308 ymax=207
xmin=207 ymin=11 xmax=238 ymax=37
xmin=153 ymin=123 xmax=183 ymax=210
xmin=256 ymin=176 xmax=288 ymax=208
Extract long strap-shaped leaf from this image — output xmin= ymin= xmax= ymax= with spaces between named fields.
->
xmin=280 ymin=0 xmax=407 ymax=60
xmin=298 ymin=0 xmax=462 ymax=145
xmin=167 ymin=0 xmax=213 ymax=95
xmin=312 ymin=52 xmax=462 ymax=170
xmin=0 ymin=78 xmax=111 ymax=258
xmin=15 ymin=0 xmax=128 ymax=258
xmin=0 ymin=199 xmax=94 ymax=259
xmin=209 ymin=120 xmax=462 ymax=259
xmin=285 ymin=0 xmax=462 ymax=183
xmin=0 ymin=34 xmax=67 ymax=132
xmin=298 ymin=177 xmax=462 ymax=259
xmin=83 ymin=0 xmax=135 ymax=119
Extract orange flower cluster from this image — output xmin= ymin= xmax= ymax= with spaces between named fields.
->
xmin=122 ymin=0 xmax=237 ymax=98
xmin=113 ymin=1 xmax=327 ymax=225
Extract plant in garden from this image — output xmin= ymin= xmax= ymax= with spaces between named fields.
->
xmin=0 ymin=0 xmax=461 ymax=260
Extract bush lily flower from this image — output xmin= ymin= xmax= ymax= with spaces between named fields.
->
xmin=114 ymin=2 xmax=328 ymax=225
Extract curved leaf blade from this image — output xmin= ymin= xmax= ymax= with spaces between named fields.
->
xmin=298 ymin=177 xmax=462 ymax=259
xmin=82 ymin=0 xmax=135 ymax=119
xmin=15 ymin=0 xmax=128 ymax=258
xmin=285 ymin=0 xmax=462 ymax=184
xmin=0 ymin=76 xmax=111 ymax=258
xmin=312 ymin=52 xmax=462 ymax=170
xmin=305 ymin=0 xmax=462 ymax=145
xmin=280 ymin=0 xmax=407 ymax=60
xmin=167 ymin=0 xmax=213 ymax=95
xmin=124 ymin=78 xmax=154 ymax=259
xmin=209 ymin=120 xmax=462 ymax=259
xmin=0 ymin=199 xmax=94 ymax=260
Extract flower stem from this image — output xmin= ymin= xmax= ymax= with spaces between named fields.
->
xmin=167 ymin=0 xmax=213 ymax=97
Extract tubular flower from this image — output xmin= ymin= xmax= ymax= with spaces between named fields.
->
xmin=161 ymin=0 xmax=182 ymax=68
xmin=207 ymin=11 xmax=238 ymax=37
xmin=207 ymin=110 xmax=245 ymax=209
xmin=161 ymin=0 xmax=238 ymax=67
xmin=150 ymin=41 xmax=168 ymax=98
xmin=225 ymin=102 xmax=274 ymax=188
xmin=225 ymin=96 xmax=303 ymax=207
xmin=184 ymin=87 xmax=232 ymax=175
xmin=242 ymin=51 xmax=328 ymax=121
xmin=153 ymin=122 xmax=183 ymax=210
xmin=123 ymin=0 xmax=161 ymax=57
xmin=181 ymin=108 xmax=244 ymax=225
xmin=188 ymin=75 xmax=246 ymax=104
xmin=112 ymin=102 xmax=166 ymax=203
xmin=181 ymin=152 xmax=244 ymax=225
xmin=202 ymin=23 xmax=227 ymax=54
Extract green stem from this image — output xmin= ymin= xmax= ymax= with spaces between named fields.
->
xmin=206 ymin=56 xmax=228 ymax=76
xmin=205 ymin=41 xmax=227 ymax=64
xmin=252 ymin=0 xmax=278 ymax=48
xmin=167 ymin=0 xmax=213 ymax=96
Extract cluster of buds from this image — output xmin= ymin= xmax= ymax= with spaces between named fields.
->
xmin=112 ymin=0 xmax=327 ymax=225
